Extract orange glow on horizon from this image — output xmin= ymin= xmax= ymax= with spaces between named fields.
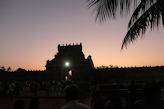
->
xmin=1 ymin=0 xmax=164 ymax=71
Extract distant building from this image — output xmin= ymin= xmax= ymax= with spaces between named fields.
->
xmin=45 ymin=43 xmax=94 ymax=81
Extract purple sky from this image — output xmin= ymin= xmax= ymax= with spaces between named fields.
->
xmin=1 ymin=0 xmax=164 ymax=70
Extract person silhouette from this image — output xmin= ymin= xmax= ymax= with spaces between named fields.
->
xmin=134 ymin=82 xmax=162 ymax=109
xmin=61 ymin=84 xmax=89 ymax=109
xmin=28 ymin=97 xmax=39 ymax=109
xmin=91 ymin=90 xmax=105 ymax=109
xmin=13 ymin=100 xmax=25 ymax=109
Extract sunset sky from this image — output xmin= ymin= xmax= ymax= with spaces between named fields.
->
xmin=1 ymin=0 xmax=164 ymax=71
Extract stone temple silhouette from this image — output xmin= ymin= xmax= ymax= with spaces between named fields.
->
xmin=45 ymin=43 xmax=94 ymax=81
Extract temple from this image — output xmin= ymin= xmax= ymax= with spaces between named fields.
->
xmin=45 ymin=43 xmax=94 ymax=81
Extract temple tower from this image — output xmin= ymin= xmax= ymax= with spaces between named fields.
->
xmin=45 ymin=43 xmax=94 ymax=81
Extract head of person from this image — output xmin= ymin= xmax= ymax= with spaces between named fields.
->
xmin=144 ymin=82 xmax=161 ymax=102
xmin=65 ymin=84 xmax=79 ymax=101
xmin=29 ymin=97 xmax=39 ymax=109
xmin=14 ymin=100 xmax=25 ymax=109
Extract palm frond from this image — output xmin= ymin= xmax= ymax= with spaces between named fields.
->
xmin=88 ymin=0 xmax=164 ymax=49
xmin=88 ymin=0 xmax=135 ymax=21
xmin=160 ymin=1 xmax=164 ymax=26
xmin=162 ymin=10 xmax=164 ymax=25
xmin=128 ymin=0 xmax=146 ymax=28
xmin=122 ymin=2 xmax=162 ymax=49
xmin=128 ymin=0 xmax=157 ymax=28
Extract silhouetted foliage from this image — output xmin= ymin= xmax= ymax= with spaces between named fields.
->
xmin=16 ymin=68 xmax=26 ymax=72
xmin=88 ymin=0 xmax=164 ymax=49
xmin=0 ymin=66 xmax=6 ymax=72
xmin=0 ymin=66 xmax=12 ymax=72
xmin=7 ymin=67 xmax=11 ymax=72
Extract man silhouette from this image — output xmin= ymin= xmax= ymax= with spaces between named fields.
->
xmin=13 ymin=100 xmax=25 ymax=109
xmin=61 ymin=84 xmax=89 ymax=109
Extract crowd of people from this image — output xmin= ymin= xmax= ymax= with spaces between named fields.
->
xmin=14 ymin=97 xmax=39 ymax=109
xmin=1 ymin=81 xmax=164 ymax=109
xmin=0 ymin=80 xmax=71 ymax=97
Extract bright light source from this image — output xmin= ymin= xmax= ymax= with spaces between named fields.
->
xmin=65 ymin=61 xmax=70 ymax=67
xmin=65 ymin=76 xmax=68 ymax=80
xmin=68 ymin=70 xmax=72 ymax=76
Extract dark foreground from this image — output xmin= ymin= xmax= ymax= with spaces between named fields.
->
xmin=0 ymin=97 xmax=90 ymax=109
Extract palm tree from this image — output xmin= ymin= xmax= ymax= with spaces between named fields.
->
xmin=88 ymin=0 xmax=164 ymax=49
